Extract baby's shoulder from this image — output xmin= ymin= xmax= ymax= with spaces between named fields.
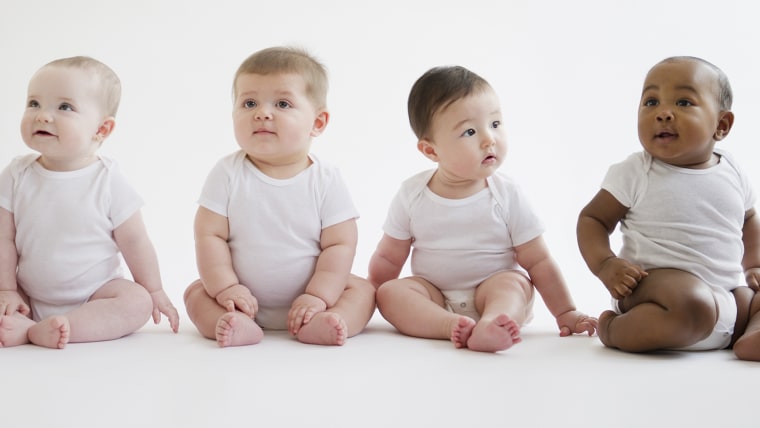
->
xmin=400 ymin=169 xmax=436 ymax=192
xmin=2 ymin=153 xmax=40 ymax=179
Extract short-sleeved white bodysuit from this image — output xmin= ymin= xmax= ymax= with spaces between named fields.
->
xmin=602 ymin=149 xmax=756 ymax=350
xmin=382 ymin=169 xmax=544 ymax=292
xmin=198 ymin=151 xmax=359 ymax=329
xmin=0 ymin=154 xmax=142 ymax=320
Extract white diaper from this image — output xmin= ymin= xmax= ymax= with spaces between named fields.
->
xmin=255 ymin=306 xmax=289 ymax=330
xmin=442 ymin=289 xmax=480 ymax=321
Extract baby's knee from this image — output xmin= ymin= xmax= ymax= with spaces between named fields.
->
xmin=128 ymin=286 xmax=154 ymax=321
xmin=347 ymin=274 xmax=376 ymax=296
xmin=479 ymin=271 xmax=533 ymax=299
xmin=375 ymin=281 xmax=395 ymax=308
xmin=183 ymin=280 xmax=206 ymax=305
xmin=672 ymin=286 xmax=718 ymax=334
xmin=375 ymin=279 xmax=411 ymax=309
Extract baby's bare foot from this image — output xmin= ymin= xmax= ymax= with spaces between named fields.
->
xmin=296 ymin=312 xmax=347 ymax=346
xmin=597 ymin=310 xmax=618 ymax=349
xmin=215 ymin=312 xmax=263 ymax=347
xmin=733 ymin=328 xmax=760 ymax=361
xmin=450 ymin=316 xmax=477 ymax=349
xmin=0 ymin=314 xmax=34 ymax=347
xmin=28 ymin=316 xmax=70 ymax=349
xmin=466 ymin=314 xmax=521 ymax=352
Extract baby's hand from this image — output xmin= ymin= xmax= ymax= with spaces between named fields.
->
xmin=745 ymin=268 xmax=760 ymax=292
xmin=556 ymin=310 xmax=598 ymax=337
xmin=0 ymin=290 xmax=30 ymax=317
xmin=215 ymin=284 xmax=258 ymax=318
xmin=149 ymin=289 xmax=180 ymax=333
xmin=597 ymin=257 xmax=647 ymax=299
xmin=288 ymin=293 xmax=327 ymax=335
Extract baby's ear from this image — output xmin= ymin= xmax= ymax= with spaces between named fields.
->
xmin=95 ymin=117 xmax=116 ymax=142
xmin=714 ymin=110 xmax=734 ymax=141
xmin=417 ymin=139 xmax=439 ymax=162
xmin=310 ymin=110 xmax=329 ymax=137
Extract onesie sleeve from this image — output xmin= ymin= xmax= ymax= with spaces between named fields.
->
xmin=497 ymin=175 xmax=544 ymax=247
xmin=719 ymin=149 xmax=757 ymax=211
xmin=0 ymin=154 xmax=37 ymax=213
xmin=0 ymin=161 xmax=15 ymax=213
xmin=103 ymin=158 xmax=144 ymax=228
xmin=601 ymin=151 xmax=649 ymax=208
xmin=381 ymin=170 xmax=432 ymax=241
xmin=318 ymin=163 xmax=360 ymax=229
xmin=198 ymin=153 xmax=237 ymax=218
xmin=382 ymin=186 xmax=412 ymax=241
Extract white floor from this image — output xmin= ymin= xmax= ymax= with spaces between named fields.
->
xmin=2 ymin=306 xmax=757 ymax=428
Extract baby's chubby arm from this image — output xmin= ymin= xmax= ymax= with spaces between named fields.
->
xmin=0 ymin=208 xmax=28 ymax=316
xmin=368 ymin=234 xmax=412 ymax=288
xmin=577 ymin=189 xmax=647 ymax=299
xmin=742 ymin=208 xmax=760 ymax=290
xmin=114 ymin=210 xmax=179 ymax=332
xmin=288 ymin=219 xmax=357 ymax=334
xmin=515 ymin=236 xmax=597 ymax=336
xmin=195 ymin=207 xmax=257 ymax=318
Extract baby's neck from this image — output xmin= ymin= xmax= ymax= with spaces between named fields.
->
xmin=427 ymin=171 xmax=487 ymax=199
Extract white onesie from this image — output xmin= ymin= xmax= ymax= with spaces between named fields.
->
xmin=602 ymin=149 xmax=756 ymax=350
xmin=0 ymin=154 xmax=142 ymax=320
xmin=198 ymin=151 xmax=359 ymax=329
xmin=382 ymin=169 xmax=544 ymax=292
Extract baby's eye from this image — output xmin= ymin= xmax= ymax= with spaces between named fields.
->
xmin=461 ymin=128 xmax=476 ymax=137
xmin=244 ymin=100 xmax=256 ymax=108
xmin=676 ymin=99 xmax=693 ymax=107
xmin=58 ymin=103 xmax=74 ymax=111
xmin=27 ymin=100 xmax=39 ymax=108
xmin=277 ymin=100 xmax=292 ymax=109
xmin=491 ymin=120 xmax=501 ymax=129
xmin=643 ymin=98 xmax=658 ymax=107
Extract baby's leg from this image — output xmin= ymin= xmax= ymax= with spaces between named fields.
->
xmin=27 ymin=316 xmax=70 ymax=349
xmin=57 ymin=279 xmax=153 ymax=344
xmin=377 ymin=277 xmax=467 ymax=342
xmin=296 ymin=275 xmax=375 ymax=346
xmin=732 ymin=288 xmax=760 ymax=361
xmin=467 ymin=271 xmax=532 ymax=352
xmin=0 ymin=313 xmax=35 ymax=347
xmin=600 ymin=269 xmax=717 ymax=352
xmin=185 ymin=280 xmax=263 ymax=347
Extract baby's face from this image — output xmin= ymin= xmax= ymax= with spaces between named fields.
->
xmin=20 ymin=65 xmax=108 ymax=171
xmin=637 ymin=59 xmax=727 ymax=169
xmin=232 ymin=72 xmax=327 ymax=177
xmin=421 ymin=88 xmax=507 ymax=182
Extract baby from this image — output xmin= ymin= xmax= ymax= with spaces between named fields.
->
xmin=183 ymin=47 xmax=375 ymax=347
xmin=577 ymin=56 xmax=760 ymax=360
xmin=0 ymin=56 xmax=179 ymax=349
xmin=369 ymin=65 xmax=597 ymax=352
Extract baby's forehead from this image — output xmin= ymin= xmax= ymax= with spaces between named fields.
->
xmin=644 ymin=60 xmax=721 ymax=95
xmin=648 ymin=59 xmax=717 ymax=82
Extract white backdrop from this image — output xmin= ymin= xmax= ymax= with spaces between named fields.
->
xmin=2 ymin=0 xmax=759 ymax=323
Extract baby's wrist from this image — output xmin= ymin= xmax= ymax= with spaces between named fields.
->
xmin=302 ymin=292 xmax=327 ymax=308
xmin=210 ymin=283 xmax=240 ymax=299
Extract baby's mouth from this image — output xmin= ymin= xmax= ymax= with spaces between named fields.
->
xmin=34 ymin=130 xmax=55 ymax=137
xmin=655 ymin=131 xmax=677 ymax=139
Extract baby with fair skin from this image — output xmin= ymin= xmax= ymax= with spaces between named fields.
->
xmin=369 ymin=66 xmax=597 ymax=352
xmin=577 ymin=56 xmax=760 ymax=360
xmin=0 ymin=56 xmax=179 ymax=349
xmin=184 ymin=47 xmax=375 ymax=347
